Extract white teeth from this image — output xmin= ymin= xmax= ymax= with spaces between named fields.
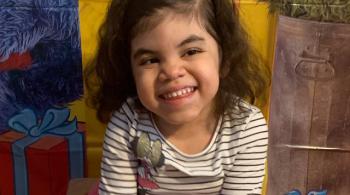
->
xmin=163 ymin=87 xmax=194 ymax=99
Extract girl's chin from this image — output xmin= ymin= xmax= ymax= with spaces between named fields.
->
xmin=154 ymin=110 xmax=203 ymax=127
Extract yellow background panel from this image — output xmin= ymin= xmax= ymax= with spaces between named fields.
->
xmin=239 ymin=1 xmax=276 ymax=194
xmin=239 ymin=0 xmax=276 ymax=119
xmin=78 ymin=0 xmax=109 ymax=177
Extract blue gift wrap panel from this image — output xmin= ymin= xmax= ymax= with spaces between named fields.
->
xmin=0 ymin=0 xmax=83 ymax=131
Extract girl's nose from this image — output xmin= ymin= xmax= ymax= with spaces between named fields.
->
xmin=158 ymin=59 xmax=185 ymax=82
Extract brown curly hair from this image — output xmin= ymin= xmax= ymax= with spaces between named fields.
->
xmin=85 ymin=0 xmax=271 ymax=123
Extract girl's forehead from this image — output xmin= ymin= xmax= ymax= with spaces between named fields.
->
xmin=131 ymin=10 xmax=204 ymax=40
xmin=130 ymin=13 xmax=214 ymax=56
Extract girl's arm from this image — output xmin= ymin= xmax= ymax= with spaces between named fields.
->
xmin=221 ymin=109 xmax=268 ymax=195
xmin=99 ymin=108 xmax=138 ymax=195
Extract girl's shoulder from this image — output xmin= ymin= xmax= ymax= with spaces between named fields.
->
xmin=226 ymin=96 xmax=262 ymax=115
xmin=223 ymin=97 xmax=265 ymax=128
xmin=111 ymin=97 xmax=147 ymax=119
xmin=107 ymin=97 xmax=152 ymax=140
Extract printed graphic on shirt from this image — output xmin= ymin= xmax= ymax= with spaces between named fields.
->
xmin=131 ymin=132 xmax=165 ymax=194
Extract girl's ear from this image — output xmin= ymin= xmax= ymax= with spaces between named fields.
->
xmin=220 ymin=61 xmax=230 ymax=78
xmin=218 ymin=47 xmax=229 ymax=78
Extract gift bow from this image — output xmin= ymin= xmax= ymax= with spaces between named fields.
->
xmin=8 ymin=108 xmax=77 ymax=137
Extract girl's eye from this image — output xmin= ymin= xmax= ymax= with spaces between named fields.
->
xmin=183 ymin=48 xmax=202 ymax=57
xmin=140 ymin=58 xmax=159 ymax=66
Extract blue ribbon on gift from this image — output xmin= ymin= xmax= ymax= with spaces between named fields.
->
xmin=8 ymin=108 xmax=85 ymax=195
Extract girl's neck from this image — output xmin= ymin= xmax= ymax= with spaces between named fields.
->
xmin=152 ymin=109 xmax=220 ymax=155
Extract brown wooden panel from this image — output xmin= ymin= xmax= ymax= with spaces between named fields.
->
xmin=268 ymin=15 xmax=350 ymax=195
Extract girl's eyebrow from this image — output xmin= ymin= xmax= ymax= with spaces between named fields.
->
xmin=132 ymin=48 xmax=156 ymax=60
xmin=177 ymin=34 xmax=205 ymax=48
xmin=132 ymin=35 xmax=205 ymax=60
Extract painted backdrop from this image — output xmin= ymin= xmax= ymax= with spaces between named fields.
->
xmin=0 ymin=0 xmax=85 ymax=195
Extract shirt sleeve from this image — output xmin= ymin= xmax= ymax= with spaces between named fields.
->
xmin=98 ymin=105 xmax=138 ymax=195
xmin=221 ymin=107 xmax=268 ymax=195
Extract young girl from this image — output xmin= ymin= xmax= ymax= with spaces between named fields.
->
xmin=85 ymin=0 xmax=270 ymax=194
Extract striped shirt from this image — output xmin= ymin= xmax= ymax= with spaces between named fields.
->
xmin=99 ymin=98 xmax=268 ymax=195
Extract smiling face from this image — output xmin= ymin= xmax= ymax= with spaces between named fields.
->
xmin=130 ymin=13 xmax=221 ymax=130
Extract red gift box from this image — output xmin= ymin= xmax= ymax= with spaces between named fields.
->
xmin=0 ymin=131 xmax=70 ymax=195
xmin=0 ymin=123 xmax=86 ymax=195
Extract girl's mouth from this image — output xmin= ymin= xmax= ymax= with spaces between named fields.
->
xmin=160 ymin=87 xmax=196 ymax=100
